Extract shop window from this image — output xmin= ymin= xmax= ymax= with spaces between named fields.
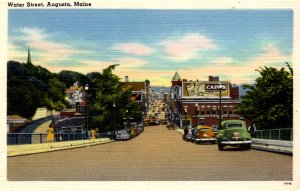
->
xmin=212 ymin=107 xmax=217 ymax=115
xmin=223 ymin=106 xmax=228 ymax=115
xmin=229 ymin=107 xmax=233 ymax=114
xmin=200 ymin=118 xmax=205 ymax=125
xmin=182 ymin=119 xmax=190 ymax=127
xmin=206 ymin=107 xmax=211 ymax=115
xmin=201 ymin=107 xmax=205 ymax=115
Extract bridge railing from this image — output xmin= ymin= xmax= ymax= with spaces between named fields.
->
xmin=7 ymin=132 xmax=113 ymax=145
xmin=255 ymin=128 xmax=293 ymax=141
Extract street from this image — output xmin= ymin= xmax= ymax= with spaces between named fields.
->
xmin=7 ymin=124 xmax=292 ymax=181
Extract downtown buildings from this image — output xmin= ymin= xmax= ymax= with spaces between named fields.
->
xmin=169 ymin=72 xmax=241 ymax=128
xmin=120 ymin=76 xmax=153 ymax=116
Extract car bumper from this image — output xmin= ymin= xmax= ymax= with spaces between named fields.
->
xmin=220 ymin=140 xmax=252 ymax=145
xmin=195 ymin=138 xmax=216 ymax=142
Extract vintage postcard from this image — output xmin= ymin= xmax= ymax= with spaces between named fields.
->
xmin=1 ymin=0 xmax=299 ymax=191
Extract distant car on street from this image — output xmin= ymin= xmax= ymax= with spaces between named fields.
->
xmin=166 ymin=122 xmax=175 ymax=130
xmin=217 ymin=120 xmax=252 ymax=151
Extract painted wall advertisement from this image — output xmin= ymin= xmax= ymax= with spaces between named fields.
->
xmin=182 ymin=81 xmax=230 ymax=98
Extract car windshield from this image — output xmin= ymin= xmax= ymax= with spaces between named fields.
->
xmin=225 ymin=123 xmax=243 ymax=128
xmin=200 ymin=128 xmax=210 ymax=132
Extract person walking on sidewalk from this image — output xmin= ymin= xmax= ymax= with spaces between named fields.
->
xmin=47 ymin=122 xmax=55 ymax=148
xmin=89 ymin=129 xmax=96 ymax=143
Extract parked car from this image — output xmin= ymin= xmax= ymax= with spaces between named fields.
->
xmin=212 ymin=125 xmax=219 ymax=136
xmin=217 ymin=120 xmax=252 ymax=151
xmin=166 ymin=122 xmax=175 ymax=130
xmin=115 ymin=129 xmax=131 ymax=140
xmin=195 ymin=125 xmax=216 ymax=144
xmin=190 ymin=127 xmax=198 ymax=142
xmin=183 ymin=126 xmax=195 ymax=141
xmin=184 ymin=127 xmax=192 ymax=141
xmin=130 ymin=127 xmax=138 ymax=138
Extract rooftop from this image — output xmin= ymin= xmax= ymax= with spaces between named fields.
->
xmin=121 ymin=82 xmax=145 ymax=91
xmin=172 ymin=72 xmax=181 ymax=81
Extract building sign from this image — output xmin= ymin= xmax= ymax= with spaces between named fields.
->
xmin=182 ymin=81 xmax=230 ymax=98
xmin=206 ymin=83 xmax=227 ymax=91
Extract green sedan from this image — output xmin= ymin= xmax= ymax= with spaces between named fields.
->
xmin=217 ymin=120 xmax=252 ymax=151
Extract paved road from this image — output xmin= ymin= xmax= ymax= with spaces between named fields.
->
xmin=7 ymin=125 xmax=292 ymax=181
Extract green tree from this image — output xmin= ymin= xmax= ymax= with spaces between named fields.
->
xmin=88 ymin=65 xmax=141 ymax=132
xmin=47 ymin=78 xmax=68 ymax=110
xmin=236 ymin=63 xmax=293 ymax=130
xmin=57 ymin=70 xmax=90 ymax=87
xmin=7 ymin=61 xmax=68 ymax=118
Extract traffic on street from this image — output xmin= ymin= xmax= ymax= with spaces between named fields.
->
xmin=7 ymin=108 xmax=292 ymax=181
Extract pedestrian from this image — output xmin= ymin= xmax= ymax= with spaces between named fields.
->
xmin=90 ymin=129 xmax=96 ymax=143
xmin=248 ymin=123 xmax=257 ymax=138
xmin=47 ymin=122 xmax=55 ymax=148
xmin=183 ymin=126 xmax=189 ymax=140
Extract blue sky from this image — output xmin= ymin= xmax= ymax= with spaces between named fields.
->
xmin=8 ymin=9 xmax=293 ymax=86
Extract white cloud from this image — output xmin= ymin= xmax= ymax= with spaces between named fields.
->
xmin=10 ymin=27 xmax=81 ymax=65
xmin=179 ymin=45 xmax=291 ymax=85
xmin=112 ymin=43 xmax=154 ymax=56
xmin=212 ymin=57 xmax=233 ymax=65
xmin=47 ymin=57 xmax=148 ymax=74
xmin=161 ymin=33 xmax=216 ymax=61
xmin=8 ymin=43 xmax=27 ymax=62
xmin=115 ymin=57 xmax=147 ymax=68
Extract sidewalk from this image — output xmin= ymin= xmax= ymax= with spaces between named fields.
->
xmin=8 ymin=138 xmax=114 ymax=157
xmin=251 ymin=143 xmax=292 ymax=155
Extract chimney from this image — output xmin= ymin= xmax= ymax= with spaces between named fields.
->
xmin=208 ymin=76 xmax=213 ymax=81
xmin=125 ymin=76 xmax=129 ymax=82
xmin=213 ymin=76 xmax=219 ymax=81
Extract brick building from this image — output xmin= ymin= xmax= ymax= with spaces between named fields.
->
xmin=169 ymin=72 xmax=241 ymax=128
xmin=120 ymin=76 xmax=151 ymax=115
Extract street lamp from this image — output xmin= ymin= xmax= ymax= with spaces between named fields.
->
xmin=183 ymin=105 xmax=188 ymax=128
xmin=195 ymin=103 xmax=199 ymax=128
xmin=113 ymin=103 xmax=116 ymax=139
xmin=85 ymin=83 xmax=89 ymax=139
xmin=218 ymin=81 xmax=222 ymax=128
xmin=126 ymin=109 xmax=129 ymax=129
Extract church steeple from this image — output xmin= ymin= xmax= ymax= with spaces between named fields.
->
xmin=26 ymin=46 xmax=32 ymax=64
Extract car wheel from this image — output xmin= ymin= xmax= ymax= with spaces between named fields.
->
xmin=245 ymin=144 xmax=251 ymax=150
xmin=218 ymin=143 xmax=224 ymax=151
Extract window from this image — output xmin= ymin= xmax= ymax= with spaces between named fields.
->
xmin=206 ymin=106 xmax=211 ymax=115
xmin=199 ymin=128 xmax=210 ymax=132
xmin=223 ymin=106 xmax=228 ymax=115
xmin=201 ymin=106 xmax=205 ymax=115
xmin=200 ymin=118 xmax=205 ymax=125
xmin=212 ymin=106 xmax=217 ymax=115
xmin=229 ymin=106 xmax=233 ymax=114
xmin=226 ymin=123 xmax=242 ymax=128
